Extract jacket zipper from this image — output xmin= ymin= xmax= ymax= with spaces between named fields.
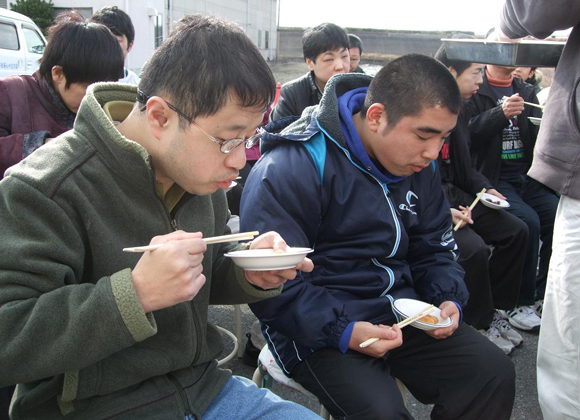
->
xmin=167 ymin=373 xmax=193 ymax=417
xmin=317 ymin=125 xmax=402 ymax=258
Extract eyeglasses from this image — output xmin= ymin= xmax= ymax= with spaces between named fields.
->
xmin=137 ymin=90 xmax=264 ymax=154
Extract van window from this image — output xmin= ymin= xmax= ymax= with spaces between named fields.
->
xmin=23 ymin=25 xmax=45 ymax=54
xmin=0 ymin=21 xmax=19 ymax=51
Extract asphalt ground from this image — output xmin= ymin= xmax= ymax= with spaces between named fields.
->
xmin=209 ymin=304 xmax=543 ymax=420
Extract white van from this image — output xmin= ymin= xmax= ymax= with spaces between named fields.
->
xmin=0 ymin=8 xmax=47 ymax=77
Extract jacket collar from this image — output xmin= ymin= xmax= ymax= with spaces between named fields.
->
xmin=478 ymin=70 xmax=531 ymax=100
xmin=34 ymin=71 xmax=76 ymax=127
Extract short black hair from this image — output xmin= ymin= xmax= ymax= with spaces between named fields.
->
xmin=139 ymin=14 xmax=276 ymax=130
xmin=362 ymin=54 xmax=462 ymax=129
xmin=348 ymin=33 xmax=363 ymax=54
xmin=433 ymin=44 xmax=472 ymax=77
xmin=91 ymin=6 xmax=135 ymax=46
xmin=434 ymin=34 xmax=477 ymax=77
xmin=302 ymin=23 xmax=349 ymax=62
xmin=39 ymin=11 xmax=124 ymax=88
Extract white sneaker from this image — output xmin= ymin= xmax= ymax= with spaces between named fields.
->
xmin=533 ymin=300 xmax=543 ymax=318
xmin=498 ymin=306 xmax=541 ymax=331
xmin=478 ymin=325 xmax=515 ymax=355
xmin=491 ymin=311 xmax=523 ymax=346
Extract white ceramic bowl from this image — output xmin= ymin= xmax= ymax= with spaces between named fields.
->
xmin=224 ymin=247 xmax=313 ymax=271
xmin=480 ymin=193 xmax=510 ymax=210
xmin=528 ymin=116 xmax=542 ymax=126
xmin=393 ymin=298 xmax=453 ymax=331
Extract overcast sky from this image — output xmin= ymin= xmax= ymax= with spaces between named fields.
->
xmin=279 ymin=0 xmax=506 ymax=35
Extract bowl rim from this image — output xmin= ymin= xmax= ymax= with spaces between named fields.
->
xmin=224 ymin=247 xmax=313 ymax=258
xmin=393 ymin=298 xmax=452 ymax=328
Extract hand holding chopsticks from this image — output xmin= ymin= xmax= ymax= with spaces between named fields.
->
xmin=123 ymin=231 xmax=260 ymax=253
xmin=359 ymin=304 xmax=435 ymax=348
xmin=453 ymin=188 xmax=486 ymax=231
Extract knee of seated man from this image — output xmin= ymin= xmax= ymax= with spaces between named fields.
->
xmin=331 ymin=395 xmax=408 ymax=420
xmin=477 ymin=343 xmax=516 ymax=389
xmin=459 ymin=239 xmax=490 ymax=262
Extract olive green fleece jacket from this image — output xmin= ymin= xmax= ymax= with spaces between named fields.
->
xmin=0 ymin=83 xmax=281 ymax=420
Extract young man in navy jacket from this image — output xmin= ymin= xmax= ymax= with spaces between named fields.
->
xmin=241 ymin=54 xmax=515 ymax=419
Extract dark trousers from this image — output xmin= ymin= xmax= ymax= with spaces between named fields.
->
xmin=0 ymin=385 xmax=14 ymax=420
xmin=291 ymin=324 xmax=515 ymax=420
xmin=498 ymin=175 xmax=559 ymax=304
xmin=454 ymin=194 xmax=528 ymax=329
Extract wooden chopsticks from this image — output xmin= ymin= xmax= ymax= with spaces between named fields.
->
xmin=502 ymin=96 xmax=544 ymax=110
xmin=523 ymin=101 xmax=544 ymax=110
xmin=123 ymin=231 xmax=260 ymax=253
xmin=359 ymin=304 xmax=436 ymax=348
xmin=454 ymin=188 xmax=486 ymax=231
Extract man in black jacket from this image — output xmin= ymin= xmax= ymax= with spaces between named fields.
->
xmin=271 ymin=22 xmax=349 ymax=120
xmin=435 ymin=46 xmax=528 ymax=354
xmin=468 ymin=63 xmax=559 ymax=331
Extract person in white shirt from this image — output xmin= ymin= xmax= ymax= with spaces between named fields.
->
xmin=91 ymin=6 xmax=141 ymax=85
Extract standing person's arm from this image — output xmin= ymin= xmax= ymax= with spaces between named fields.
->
xmin=500 ymin=0 xmax=580 ymax=39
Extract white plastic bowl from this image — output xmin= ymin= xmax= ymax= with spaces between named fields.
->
xmin=480 ymin=193 xmax=510 ymax=210
xmin=224 ymin=247 xmax=313 ymax=271
xmin=528 ymin=116 xmax=542 ymax=126
xmin=393 ymin=298 xmax=453 ymax=331
xmin=225 ymin=181 xmax=237 ymax=192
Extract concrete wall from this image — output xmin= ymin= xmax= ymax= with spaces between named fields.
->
xmin=278 ymin=27 xmax=459 ymax=61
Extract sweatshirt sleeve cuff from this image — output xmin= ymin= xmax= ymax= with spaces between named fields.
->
xmin=110 ymin=268 xmax=157 ymax=342
xmin=338 ymin=321 xmax=356 ymax=353
xmin=452 ymin=301 xmax=464 ymax=325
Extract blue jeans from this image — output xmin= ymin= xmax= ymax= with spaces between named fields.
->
xmin=498 ymin=174 xmax=559 ymax=304
xmin=185 ymin=376 xmax=321 ymax=420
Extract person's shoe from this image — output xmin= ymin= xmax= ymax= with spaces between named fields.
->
xmin=242 ymin=333 xmax=261 ymax=368
xmin=478 ymin=325 xmax=515 ymax=355
xmin=498 ymin=306 xmax=541 ymax=331
xmin=533 ymin=299 xmax=543 ymax=318
xmin=491 ymin=311 xmax=523 ymax=347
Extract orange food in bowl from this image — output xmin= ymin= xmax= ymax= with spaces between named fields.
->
xmin=418 ymin=314 xmax=438 ymax=324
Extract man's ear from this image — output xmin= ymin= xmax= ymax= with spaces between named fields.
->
xmin=127 ymin=41 xmax=134 ymax=54
xmin=51 ymin=65 xmax=65 ymax=82
xmin=305 ymin=58 xmax=315 ymax=71
xmin=145 ymin=97 xmax=172 ymax=140
xmin=366 ymin=103 xmax=385 ymax=133
xmin=448 ymin=66 xmax=458 ymax=79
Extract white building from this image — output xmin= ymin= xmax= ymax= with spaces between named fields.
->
xmin=49 ymin=0 xmax=279 ymax=73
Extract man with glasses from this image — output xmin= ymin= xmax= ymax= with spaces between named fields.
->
xmin=0 ymin=14 xmax=320 ymax=420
